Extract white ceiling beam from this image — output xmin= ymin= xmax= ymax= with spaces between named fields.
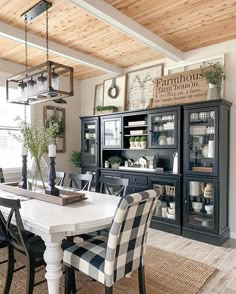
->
xmin=69 ymin=0 xmax=184 ymax=62
xmin=0 ymin=22 xmax=123 ymax=75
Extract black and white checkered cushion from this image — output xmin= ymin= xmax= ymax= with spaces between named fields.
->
xmin=63 ymin=189 xmax=160 ymax=287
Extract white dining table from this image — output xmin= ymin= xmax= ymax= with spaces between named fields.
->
xmin=0 ymin=190 xmax=120 ymax=294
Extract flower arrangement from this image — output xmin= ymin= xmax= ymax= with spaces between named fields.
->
xmin=13 ymin=117 xmax=58 ymax=190
xmin=46 ymin=115 xmax=65 ymax=136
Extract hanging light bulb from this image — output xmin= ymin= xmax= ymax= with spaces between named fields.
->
xmin=27 ymin=77 xmax=37 ymax=96
xmin=52 ymin=69 xmax=59 ymax=90
xmin=18 ymin=80 xmax=27 ymax=97
xmin=37 ymin=73 xmax=47 ymax=91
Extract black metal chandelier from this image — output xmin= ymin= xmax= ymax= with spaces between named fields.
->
xmin=6 ymin=0 xmax=73 ymax=105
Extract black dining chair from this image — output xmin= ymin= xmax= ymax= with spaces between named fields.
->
xmin=56 ymin=171 xmax=66 ymax=186
xmin=0 ymin=197 xmax=47 ymax=294
xmin=99 ymin=176 xmax=129 ymax=197
xmin=68 ymin=173 xmax=93 ymax=191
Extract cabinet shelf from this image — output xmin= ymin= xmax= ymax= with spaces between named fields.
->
xmin=124 ymin=125 xmax=148 ymax=128
xmin=124 ymin=134 xmax=148 ymax=137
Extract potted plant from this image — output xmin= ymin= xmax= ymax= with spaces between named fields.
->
xmin=108 ymin=156 xmax=122 ymax=169
xmin=71 ymin=151 xmax=81 ymax=169
xmin=129 ymin=136 xmax=135 ymax=148
xmin=134 ymin=136 xmax=140 ymax=148
xmin=201 ymin=63 xmax=225 ymax=100
xmin=96 ymin=105 xmax=118 ymax=114
xmin=140 ymin=136 xmax=147 ymax=149
xmin=46 ymin=115 xmax=65 ymax=137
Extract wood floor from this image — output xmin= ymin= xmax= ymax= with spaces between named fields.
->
xmin=147 ymin=229 xmax=236 ymax=293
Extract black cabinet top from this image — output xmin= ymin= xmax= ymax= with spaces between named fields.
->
xmin=80 ymin=99 xmax=232 ymax=119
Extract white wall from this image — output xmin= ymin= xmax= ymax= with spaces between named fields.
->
xmin=79 ymin=38 xmax=236 ymax=238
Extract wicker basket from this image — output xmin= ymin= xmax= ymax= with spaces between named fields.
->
xmin=153 ymin=184 xmax=165 ymax=195
xmin=165 ymin=185 xmax=175 ymax=196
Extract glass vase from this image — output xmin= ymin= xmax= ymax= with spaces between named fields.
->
xmin=28 ymin=156 xmax=48 ymax=192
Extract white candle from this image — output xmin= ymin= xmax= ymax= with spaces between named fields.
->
xmin=21 ymin=143 xmax=28 ymax=156
xmin=48 ymin=144 xmax=56 ymax=157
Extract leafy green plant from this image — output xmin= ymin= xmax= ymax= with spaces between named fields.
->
xmin=201 ymin=63 xmax=225 ymax=85
xmin=135 ymin=136 xmax=140 ymax=142
xmin=96 ymin=105 xmax=118 ymax=112
xmin=140 ymin=136 xmax=147 ymax=142
xmin=108 ymin=156 xmax=122 ymax=165
xmin=13 ymin=116 xmax=58 ymax=190
xmin=46 ymin=115 xmax=65 ymax=136
xmin=71 ymin=151 xmax=81 ymax=168
xmin=129 ymin=136 xmax=135 ymax=142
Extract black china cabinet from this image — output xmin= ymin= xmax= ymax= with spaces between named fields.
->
xmin=80 ymin=99 xmax=231 ymax=245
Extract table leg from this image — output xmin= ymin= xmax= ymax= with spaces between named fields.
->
xmin=44 ymin=241 xmax=63 ymax=294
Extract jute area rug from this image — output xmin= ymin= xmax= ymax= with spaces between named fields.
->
xmin=0 ymin=246 xmax=216 ymax=294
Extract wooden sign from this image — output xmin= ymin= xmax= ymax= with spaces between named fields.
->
xmin=152 ymin=68 xmax=208 ymax=107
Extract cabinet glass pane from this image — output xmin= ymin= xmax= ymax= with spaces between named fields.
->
xmin=188 ymin=180 xmax=215 ymax=230
xmin=153 ymin=182 xmax=176 ymax=221
xmin=83 ymin=122 xmax=97 ymax=165
xmin=151 ymin=114 xmax=175 ymax=146
xmin=104 ymin=120 xmax=121 ymax=147
xmin=188 ymin=110 xmax=215 ymax=173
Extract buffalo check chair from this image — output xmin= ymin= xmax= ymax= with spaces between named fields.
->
xmin=63 ymin=189 xmax=161 ymax=294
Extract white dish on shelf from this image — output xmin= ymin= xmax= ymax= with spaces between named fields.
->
xmin=87 ymin=125 xmax=95 ymax=129
xmin=205 ymin=205 xmax=214 ymax=214
xmin=169 ymin=202 xmax=175 ymax=209
xmin=130 ymin=130 xmax=144 ymax=135
xmin=128 ymin=121 xmax=146 ymax=126
xmin=168 ymin=208 xmax=175 ymax=215
xmin=167 ymin=212 xmax=175 ymax=220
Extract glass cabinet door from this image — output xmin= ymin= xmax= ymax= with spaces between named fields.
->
xmin=185 ymin=107 xmax=218 ymax=175
xmin=82 ymin=119 xmax=98 ymax=167
xmin=184 ymin=178 xmax=217 ymax=232
xmin=101 ymin=117 xmax=122 ymax=149
xmin=151 ymin=178 xmax=179 ymax=224
xmin=149 ymin=111 xmax=177 ymax=148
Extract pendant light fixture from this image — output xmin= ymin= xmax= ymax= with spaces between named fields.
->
xmin=6 ymin=0 xmax=73 ymax=105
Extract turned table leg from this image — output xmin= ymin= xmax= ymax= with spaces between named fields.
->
xmin=44 ymin=241 xmax=63 ymax=294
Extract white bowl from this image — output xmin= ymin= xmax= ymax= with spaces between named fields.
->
xmin=169 ymin=202 xmax=175 ymax=209
xmin=168 ymin=208 xmax=175 ymax=215
xmin=205 ymin=205 xmax=214 ymax=214
xmin=192 ymin=202 xmax=202 ymax=210
xmin=167 ymin=212 xmax=175 ymax=220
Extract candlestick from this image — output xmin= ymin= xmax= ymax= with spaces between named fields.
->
xmin=18 ymin=155 xmax=27 ymax=189
xmin=21 ymin=143 xmax=28 ymax=156
xmin=48 ymin=144 xmax=56 ymax=158
xmin=45 ymin=157 xmax=60 ymax=196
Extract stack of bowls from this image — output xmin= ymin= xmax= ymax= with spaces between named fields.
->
xmin=192 ymin=202 xmax=202 ymax=213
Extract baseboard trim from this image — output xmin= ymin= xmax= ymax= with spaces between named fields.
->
xmin=230 ymin=231 xmax=236 ymax=239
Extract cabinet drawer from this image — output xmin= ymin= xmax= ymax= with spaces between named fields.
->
xmin=124 ymin=174 xmax=148 ymax=185
xmin=127 ymin=185 xmax=148 ymax=194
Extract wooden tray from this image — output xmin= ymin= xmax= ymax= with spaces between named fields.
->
xmin=192 ymin=167 xmax=213 ymax=172
xmin=0 ymin=182 xmax=86 ymax=206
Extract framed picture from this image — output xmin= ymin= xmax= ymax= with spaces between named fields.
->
xmin=103 ymin=75 xmax=126 ymax=112
xmin=93 ymin=84 xmax=104 ymax=114
xmin=43 ymin=106 xmax=65 ymax=153
xmin=125 ymin=64 xmax=164 ymax=111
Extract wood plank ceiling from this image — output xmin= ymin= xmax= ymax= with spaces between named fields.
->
xmin=0 ymin=0 xmax=235 ymax=79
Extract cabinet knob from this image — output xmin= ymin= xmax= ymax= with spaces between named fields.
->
xmin=133 ymin=178 xmax=136 ymax=181
xmin=149 ymin=129 xmax=153 ymax=133
xmin=185 ymin=200 xmax=188 ymax=204
xmin=119 ymin=132 xmax=122 ymax=134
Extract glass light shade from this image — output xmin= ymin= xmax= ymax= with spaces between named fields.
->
xmin=27 ymin=77 xmax=37 ymax=96
xmin=18 ymin=80 xmax=27 ymax=97
xmin=37 ymin=73 xmax=47 ymax=91
xmin=52 ymin=70 xmax=59 ymax=90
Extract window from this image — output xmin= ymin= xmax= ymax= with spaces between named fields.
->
xmin=0 ymin=86 xmax=30 ymax=169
